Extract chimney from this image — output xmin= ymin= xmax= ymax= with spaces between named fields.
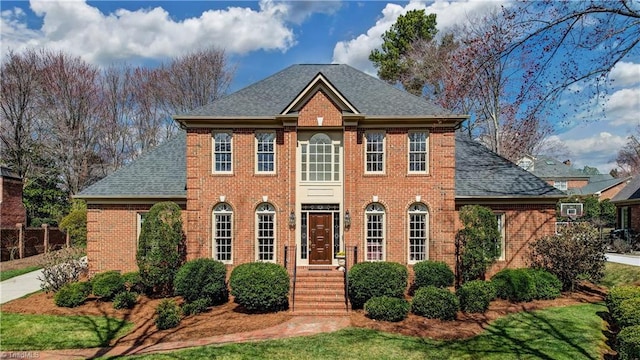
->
xmin=563 ymin=159 xmax=571 ymax=166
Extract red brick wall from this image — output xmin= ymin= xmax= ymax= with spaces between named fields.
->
xmin=600 ymin=181 xmax=628 ymax=200
xmin=298 ymin=91 xmax=342 ymax=127
xmin=1 ymin=176 xmax=26 ymax=228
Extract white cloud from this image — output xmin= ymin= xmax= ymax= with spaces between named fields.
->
xmin=332 ymin=0 xmax=507 ymax=74
xmin=606 ymin=88 xmax=640 ymax=126
xmin=551 ymin=128 xmax=629 ymax=173
xmin=2 ymin=0 xmax=299 ymax=65
xmin=610 ymin=61 xmax=640 ymax=87
xmin=273 ymin=0 xmax=342 ymax=24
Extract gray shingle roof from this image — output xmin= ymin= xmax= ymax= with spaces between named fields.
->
xmin=455 ymin=135 xmax=565 ymax=198
xmin=612 ymin=176 xmax=640 ymax=203
xmin=530 ymin=157 xmax=587 ymax=179
xmin=76 ymin=133 xmax=186 ymax=198
xmin=180 ymin=64 xmax=452 ymax=117
xmin=567 ymin=174 xmax=629 ymax=196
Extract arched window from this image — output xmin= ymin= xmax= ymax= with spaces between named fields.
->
xmin=365 ymin=203 xmax=385 ymax=261
xmin=213 ymin=203 xmax=233 ymax=263
xmin=256 ymin=203 xmax=276 ymax=262
xmin=301 ymin=133 xmax=340 ymax=181
xmin=408 ymin=203 xmax=428 ymax=263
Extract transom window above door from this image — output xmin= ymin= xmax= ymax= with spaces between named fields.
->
xmin=300 ymin=133 xmax=341 ymax=182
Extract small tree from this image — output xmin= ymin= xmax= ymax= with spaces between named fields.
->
xmin=455 ymin=205 xmax=501 ymax=286
xmin=528 ymin=222 xmax=606 ymax=291
xmin=59 ymin=200 xmax=87 ymax=246
xmin=136 ymin=201 xmax=184 ymax=296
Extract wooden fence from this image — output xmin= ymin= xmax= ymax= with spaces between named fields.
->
xmin=1 ymin=224 xmax=68 ymax=261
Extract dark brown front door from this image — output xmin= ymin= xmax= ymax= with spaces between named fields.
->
xmin=309 ymin=213 xmax=332 ymax=265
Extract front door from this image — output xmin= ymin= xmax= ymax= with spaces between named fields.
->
xmin=309 ymin=213 xmax=332 ymax=265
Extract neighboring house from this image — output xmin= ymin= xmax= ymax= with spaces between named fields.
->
xmin=611 ymin=175 xmax=640 ymax=231
xmin=516 ymin=155 xmax=629 ymax=199
xmin=0 ymin=166 xmax=26 ymax=228
xmin=77 ymin=64 xmax=563 ymax=280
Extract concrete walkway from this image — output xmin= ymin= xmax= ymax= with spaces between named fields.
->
xmin=0 ymin=268 xmax=44 ymax=304
xmin=19 ymin=315 xmax=351 ymax=359
xmin=606 ymin=252 xmax=640 ymax=266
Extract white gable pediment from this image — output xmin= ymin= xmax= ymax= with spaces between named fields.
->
xmin=281 ymin=73 xmax=359 ymax=115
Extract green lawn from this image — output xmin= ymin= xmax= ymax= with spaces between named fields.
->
xmin=119 ymin=303 xmax=608 ymax=360
xmin=0 ymin=313 xmax=133 ymax=350
xmin=600 ymin=262 xmax=640 ymax=288
xmin=0 ymin=266 xmax=41 ymax=282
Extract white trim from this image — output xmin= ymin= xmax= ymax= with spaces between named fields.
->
xmin=281 ymin=73 xmax=359 ymax=115
xmin=365 ymin=203 xmax=386 ymax=261
xmin=213 ymin=203 xmax=233 ymax=264
xmin=136 ymin=212 xmax=148 ymax=246
xmin=495 ymin=212 xmax=506 ymax=261
xmin=255 ymin=131 xmax=276 ymax=174
xmin=364 ymin=130 xmax=385 ymax=174
xmin=212 ymin=131 xmax=233 ymax=174
xmin=554 ymin=180 xmax=568 ymax=191
xmin=255 ymin=203 xmax=277 ymax=263
xmin=408 ymin=203 xmax=428 ymax=264
xmin=407 ymin=130 xmax=429 ymax=174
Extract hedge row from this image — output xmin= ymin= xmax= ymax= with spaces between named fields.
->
xmin=491 ymin=268 xmax=561 ymax=302
xmin=607 ymin=285 xmax=640 ymax=360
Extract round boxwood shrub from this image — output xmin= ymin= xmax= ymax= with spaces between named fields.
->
xmin=174 ymin=259 xmax=228 ymax=306
xmin=491 ymin=268 xmax=536 ymax=302
xmin=230 ymin=262 xmax=290 ymax=312
xmin=411 ymin=286 xmax=459 ymax=320
xmin=92 ymin=271 xmax=125 ymax=300
xmin=113 ymin=291 xmax=138 ymax=309
xmin=347 ymin=262 xmax=408 ymax=309
xmin=529 ymin=269 xmax=562 ymax=300
xmin=182 ymin=298 xmax=210 ymax=316
xmin=457 ymin=280 xmax=496 ymax=313
xmin=155 ymin=299 xmax=181 ymax=330
xmin=364 ymin=296 xmax=410 ymax=322
xmin=618 ymin=325 xmax=640 ymax=360
xmin=413 ymin=260 xmax=454 ymax=289
xmin=617 ymin=297 xmax=640 ymax=328
xmin=54 ymin=281 xmax=91 ymax=308
xmin=606 ymin=285 xmax=640 ymax=322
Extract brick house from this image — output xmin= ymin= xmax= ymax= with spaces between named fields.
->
xmin=612 ymin=175 xmax=640 ymax=231
xmin=1 ymin=166 xmax=27 ymax=228
xmin=77 ymin=65 xmax=563 ymax=306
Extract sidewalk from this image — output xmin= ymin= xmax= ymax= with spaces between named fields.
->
xmin=0 ymin=268 xmax=44 ymax=304
xmin=27 ymin=315 xmax=351 ymax=359
xmin=606 ymin=252 xmax=640 ymax=266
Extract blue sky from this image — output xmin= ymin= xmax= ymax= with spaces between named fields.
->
xmin=2 ymin=0 xmax=639 ymax=173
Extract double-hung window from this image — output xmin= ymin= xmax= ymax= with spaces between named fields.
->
xmin=554 ymin=180 xmax=568 ymax=191
xmin=213 ymin=132 xmax=233 ymax=173
xmin=256 ymin=203 xmax=276 ymax=262
xmin=365 ymin=203 xmax=385 ymax=261
xmin=365 ymin=131 xmax=385 ymax=173
xmin=213 ymin=203 xmax=233 ymax=263
xmin=408 ymin=131 xmax=428 ymax=174
xmin=408 ymin=203 xmax=428 ymax=263
xmin=256 ymin=132 xmax=275 ymax=173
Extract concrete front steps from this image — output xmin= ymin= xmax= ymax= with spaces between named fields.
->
xmin=290 ymin=267 xmax=349 ymax=316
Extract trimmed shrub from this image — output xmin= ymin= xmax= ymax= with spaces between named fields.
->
xmin=122 ymin=272 xmax=143 ymax=293
xmin=364 ymin=296 xmax=410 ymax=322
xmin=155 ymin=299 xmax=181 ymax=330
xmin=411 ymin=286 xmax=459 ymax=321
xmin=174 ymin=259 xmax=228 ymax=306
xmin=113 ymin=291 xmax=138 ymax=310
xmin=617 ymin=297 xmax=640 ymax=328
xmin=182 ymin=298 xmax=210 ymax=316
xmin=413 ymin=260 xmax=454 ymax=289
xmin=347 ymin=262 xmax=408 ymax=309
xmin=618 ymin=325 xmax=640 ymax=360
xmin=54 ymin=281 xmax=91 ymax=308
xmin=137 ymin=201 xmax=184 ymax=296
xmin=530 ymin=269 xmax=562 ymax=300
xmin=606 ymin=285 xmax=640 ymax=323
xmin=230 ymin=262 xmax=290 ymax=312
xmin=59 ymin=200 xmax=87 ymax=246
xmin=457 ymin=280 xmax=496 ymax=313
xmin=491 ymin=268 xmax=536 ymax=302
xmin=92 ymin=271 xmax=125 ymax=300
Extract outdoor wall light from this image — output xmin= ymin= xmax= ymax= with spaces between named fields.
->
xmin=289 ymin=211 xmax=296 ymax=228
xmin=344 ymin=211 xmax=351 ymax=228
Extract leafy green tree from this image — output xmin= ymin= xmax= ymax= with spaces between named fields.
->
xmin=600 ymin=199 xmax=616 ymax=227
xmin=59 ymin=200 xmax=87 ymax=246
xmin=136 ymin=201 xmax=184 ymax=296
xmin=369 ymin=9 xmax=438 ymax=95
xmin=22 ymin=168 xmax=70 ymax=227
xmin=455 ymin=205 xmax=501 ymax=285
xmin=581 ymin=166 xmax=600 ymax=175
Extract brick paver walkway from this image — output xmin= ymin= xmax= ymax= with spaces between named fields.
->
xmin=8 ymin=316 xmax=350 ymax=359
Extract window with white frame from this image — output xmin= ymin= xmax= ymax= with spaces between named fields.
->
xmin=300 ymin=133 xmax=340 ymax=182
xmin=256 ymin=203 xmax=276 ymax=262
xmin=136 ymin=212 xmax=148 ymax=243
xmin=212 ymin=132 xmax=233 ymax=173
xmin=495 ymin=213 xmax=506 ymax=260
xmin=554 ymin=180 xmax=568 ymax=191
xmin=408 ymin=203 xmax=428 ymax=263
xmin=408 ymin=131 xmax=428 ymax=173
xmin=365 ymin=131 xmax=385 ymax=173
xmin=365 ymin=203 xmax=385 ymax=261
xmin=255 ymin=132 xmax=276 ymax=173
xmin=213 ymin=203 xmax=233 ymax=263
